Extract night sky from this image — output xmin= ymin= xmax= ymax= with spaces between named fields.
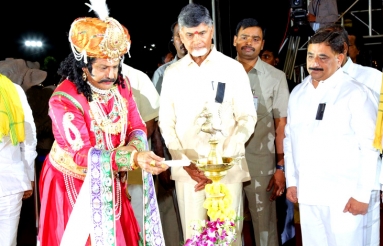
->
xmin=1 ymin=0 xmax=378 ymax=75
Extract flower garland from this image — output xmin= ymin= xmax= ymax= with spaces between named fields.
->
xmin=183 ymin=183 xmax=238 ymax=245
xmin=203 ymin=183 xmax=236 ymax=221
xmin=184 ymin=218 xmax=237 ymax=246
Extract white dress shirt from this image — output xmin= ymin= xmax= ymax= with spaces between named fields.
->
xmin=0 ymin=83 xmax=37 ymax=196
xmin=284 ymin=68 xmax=379 ymax=205
xmin=342 ymin=57 xmax=383 ymax=190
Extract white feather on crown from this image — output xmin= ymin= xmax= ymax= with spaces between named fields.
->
xmin=85 ymin=0 xmax=109 ymax=21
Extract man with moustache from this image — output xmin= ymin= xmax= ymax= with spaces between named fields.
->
xmin=233 ymin=18 xmax=290 ymax=246
xmin=38 ymin=1 xmax=169 ymax=244
xmin=284 ymin=29 xmax=379 ymax=245
xmin=152 ymin=22 xmax=188 ymax=94
xmin=316 ymin=23 xmax=382 ymax=246
xmin=159 ymin=3 xmax=257 ymax=245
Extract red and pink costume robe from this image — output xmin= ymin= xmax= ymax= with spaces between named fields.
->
xmin=38 ymin=79 xmax=164 ymax=246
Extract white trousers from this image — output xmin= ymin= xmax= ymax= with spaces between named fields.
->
xmin=175 ymin=181 xmax=243 ymax=246
xmin=299 ymin=203 xmax=364 ymax=246
xmin=0 ymin=192 xmax=23 ymax=246
xmin=363 ymin=190 xmax=380 ymax=246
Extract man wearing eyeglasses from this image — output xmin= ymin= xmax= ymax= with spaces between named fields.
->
xmin=158 ymin=3 xmax=257 ymax=245
xmin=233 ymin=18 xmax=290 ymax=246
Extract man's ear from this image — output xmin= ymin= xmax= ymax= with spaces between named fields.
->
xmin=343 ymin=42 xmax=348 ymax=56
xmin=233 ymin=35 xmax=237 ymax=47
xmin=337 ymin=53 xmax=345 ymax=67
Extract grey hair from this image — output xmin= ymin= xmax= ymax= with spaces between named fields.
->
xmin=178 ymin=3 xmax=213 ymax=29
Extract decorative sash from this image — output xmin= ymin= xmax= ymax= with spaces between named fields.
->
xmin=130 ymin=129 xmax=165 ymax=246
xmin=61 ymin=145 xmax=165 ymax=245
xmin=61 ymin=148 xmax=116 ymax=246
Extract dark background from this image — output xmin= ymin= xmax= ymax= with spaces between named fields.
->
xmin=1 ymin=0 xmax=382 ymax=79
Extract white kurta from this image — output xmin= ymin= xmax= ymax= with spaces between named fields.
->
xmin=284 ymin=68 xmax=379 ymax=206
xmin=342 ymin=57 xmax=383 ymax=246
xmin=159 ymin=45 xmax=257 ymax=184
xmin=0 ymin=82 xmax=37 ymax=246
xmin=158 ymin=45 xmax=256 ymax=244
xmin=0 ymin=83 xmax=37 ymax=197
xmin=342 ymin=58 xmax=383 ymax=190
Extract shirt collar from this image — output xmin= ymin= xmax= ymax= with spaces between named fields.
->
xmin=234 ymin=56 xmax=265 ymax=74
xmin=342 ymin=57 xmax=353 ymax=71
xmin=252 ymin=57 xmax=266 ymax=74
xmin=303 ymin=67 xmax=344 ymax=89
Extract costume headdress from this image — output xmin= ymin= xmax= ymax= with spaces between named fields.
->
xmin=69 ymin=0 xmax=131 ymax=64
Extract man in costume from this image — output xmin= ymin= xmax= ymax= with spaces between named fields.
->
xmin=158 ymin=3 xmax=257 ymax=245
xmin=0 ymin=74 xmax=37 ymax=246
xmin=38 ymin=1 xmax=168 ymax=245
xmin=233 ymin=18 xmax=290 ymax=246
xmin=284 ymin=29 xmax=379 ymax=245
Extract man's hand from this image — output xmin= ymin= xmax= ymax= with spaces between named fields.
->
xmin=286 ymin=186 xmax=298 ymax=203
xmin=23 ymin=181 xmax=34 ymax=200
xmin=266 ymin=170 xmax=286 ymax=201
xmin=343 ymin=197 xmax=369 ymax=215
xmin=183 ymin=163 xmax=212 ymax=192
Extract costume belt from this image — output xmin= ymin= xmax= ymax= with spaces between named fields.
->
xmin=49 ymin=141 xmax=87 ymax=180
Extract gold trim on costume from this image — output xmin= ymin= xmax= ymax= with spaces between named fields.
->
xmin=49 ymin=141 xmax=87 ymax=180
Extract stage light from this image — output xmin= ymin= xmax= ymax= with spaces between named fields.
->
xmin=25 ymin=40 xmax=43 ymax=48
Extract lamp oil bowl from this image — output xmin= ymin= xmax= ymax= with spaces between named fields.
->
xmin=191 ymin=152 xmax=244 ymax=183
xmin=191 ymin=157 xmax=235 ymax=183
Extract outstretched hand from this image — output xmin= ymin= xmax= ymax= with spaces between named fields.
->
xmin=183 ymin=163 xmax=212 ymax=192
xmin=136 ymin=151 xmax=169 ymax=175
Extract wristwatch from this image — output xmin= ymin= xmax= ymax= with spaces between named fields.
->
xmin=276 ymin=165 xmax=285 ymax=172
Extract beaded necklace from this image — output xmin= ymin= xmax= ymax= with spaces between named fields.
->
xmin=85 ymin=82 xmax=124 ymax=218
xmin=87 ymin=82 xmax=128 ymax=150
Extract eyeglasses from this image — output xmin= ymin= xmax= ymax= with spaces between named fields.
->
xmin=238 ymin=34 xmax=262 ymax=43
xmin=182 ymin=28 xmax=211 ymax=41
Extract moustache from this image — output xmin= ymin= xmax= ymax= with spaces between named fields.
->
xmin=309 ymin=67 xmax=324 ymax=71
xmin=98 ymin=79 xmax=116 ymax=84
xmin=241 ymin=46 xmax=255 ymax=51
